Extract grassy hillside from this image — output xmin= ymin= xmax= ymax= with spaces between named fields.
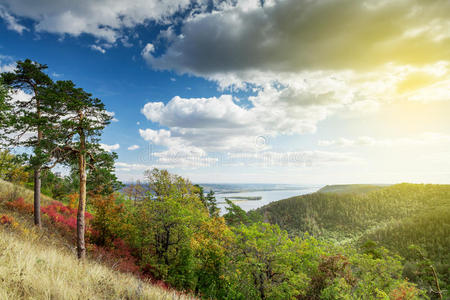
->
xmin=256 ymin=183 xmax=450 ymax=297
xmin=0 ymin=180 xmax=192 ymax=300
xmin=317 ymin=184 xmax=387 ymax=194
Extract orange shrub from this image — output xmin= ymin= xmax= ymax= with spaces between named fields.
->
xmin=0 ymin=214 xmax=14 ymax=225
xmin=6 ymin=197 xmax=33 ymax=214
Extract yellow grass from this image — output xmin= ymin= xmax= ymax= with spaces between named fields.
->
xmin=0 ymin=180 xmax=194 ymax=300
xmin=0 ymin=178 xmax=53 ymax=205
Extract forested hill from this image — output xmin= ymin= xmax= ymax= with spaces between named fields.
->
xmin=255 ymin=183 xmax=450 ymax=294
xmin=317 ymin=184 xmax=388 ymax=194
xmin=256 ymin=183 xmax=449 ymax=239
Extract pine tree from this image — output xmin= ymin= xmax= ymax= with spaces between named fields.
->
xmin=49 ymin=80 xmax=112 ymax=259
xmin=1 ymin=59 xmax=55 ymax=227
xmin=206 ymin=190 xmax=219 ymax=217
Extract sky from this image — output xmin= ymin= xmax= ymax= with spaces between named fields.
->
xmin=0 ymin=0 xmax=449 ymax=184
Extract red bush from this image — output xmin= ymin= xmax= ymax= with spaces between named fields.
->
xmin=0 ymin=214 xmax=14 ymax=225
xmin=91 ymin=238 xmax=141 ymax=275
xmin=41 ymin=201 xmax=93 ymax=235
xmin=6 ymin=197 xmax=33 ymax=214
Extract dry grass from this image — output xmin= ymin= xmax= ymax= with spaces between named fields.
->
xmin=0 ymin=180 xmax=194 ymax=300
xmin=0 ymin=178 xmax=53 ymax=205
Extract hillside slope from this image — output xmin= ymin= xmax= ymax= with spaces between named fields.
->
xmin=255 ymin=183 xmax=450 ymax=296
xmin=0 ymin=180 xmax=192 ymax=300
xmin=257 ymin=183 xmax=450 ymax=238
xmin=317 ymin=184 xmax=387 ymax=194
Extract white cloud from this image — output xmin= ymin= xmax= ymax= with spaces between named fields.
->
xmin=139 ymin=84 xmax=371 ymax=153
xmin=127 ymin=145 xmax=140 ymax=151
xmin=318 ymin=133 xmax=450 ymax=148
xmin=0 ymin=55 xmax=16 ymax=73
xmin=141 ymin=0 xmax=450 ymax=108
xmin=90 ymin=45 xmax=106 ymax=54
xmin=226 ymin=150 xmax=357 ymax=168
xmin=100 ymin=143 xmax=120 ymax=152
xmin=0 ymin=6 xmax=27 ymax=34
xmin=106 ymin=111 xmax=118 ymax=122
xmin=0 ymin=0 xmax=195 ymax=42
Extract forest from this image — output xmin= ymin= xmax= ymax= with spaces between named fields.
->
xmin=0 ymin=60 xmax=448 ymax=299
xmin=255 ymin=184 xmax=450 ymax=299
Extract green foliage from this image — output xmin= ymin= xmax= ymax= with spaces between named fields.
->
xmin=223 ymin=198 xmax=251 ymax=226
xmin=85 ymin=151 xmax=123 ymax=195
xmin=0 ymin=150 xmax=29 ymax=184
xmin=0 ymin=79 xmax=11 ymax=140
xmin=256 ymin=183 xmax=450 ymax=298
xmin=0 ymin=59 xmax=58 ymax=167
xmin=318 ymin=184 xmax=386 ymax=194
xmin=89 ymin=193 xmax=133 ymax=246
xmin=130 ymin=169 xmax=208 ymax=288
xmin=229 ymin=223 xmax=309 ymax=299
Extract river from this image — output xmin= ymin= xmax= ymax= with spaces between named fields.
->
xmin=215 ymin=186 xmax=321 ymax=213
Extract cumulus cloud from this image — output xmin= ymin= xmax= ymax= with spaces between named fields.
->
xmin=142 ymin=0 xmax=450 ymax=104
xmin=127 ymin=145 xmax=140 ymax=151
xmin=0 ymin=0 xmax=195 ymax=42
xmin=100 ymin=143 xmax=120 ymax=152
xmin=138 ymin=83 xmax=379 ymax=153
xmin=145 ymin=0 xmax=450 ymax=75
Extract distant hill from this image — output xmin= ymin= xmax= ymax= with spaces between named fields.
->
xmin=255 ymin=183 xmax=450 ymax=293
xmin=317 ymin=184 xmax=388 ymax=194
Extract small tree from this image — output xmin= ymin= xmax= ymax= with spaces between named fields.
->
xmin=230 ymin=222 xmax=308 ymax=299
xmin=223 ymin=199 xmax=250 ymax=226
xmin=49 ymin=80 xmax=112 ymax=259
xmin=1 ymin=59 xmax=55 ymax=227
xmin=0 ymin=150 xmax=29 ymax=184
xmin=205 ymin=190 xmax=219 ymax=217
xmin=133 ymin=168 xmax=207 ymax=286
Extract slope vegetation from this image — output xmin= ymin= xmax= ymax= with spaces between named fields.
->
xmin=0 ymin=180 xmax=192 ymax=300
xmin=256 ymin=183 xmax=450 ymax=295
xmin=317 ymin=184 xmax=387 ymax=194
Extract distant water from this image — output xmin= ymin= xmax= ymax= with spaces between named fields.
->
xmin=200 ymin=184 xmax=322 ymax=213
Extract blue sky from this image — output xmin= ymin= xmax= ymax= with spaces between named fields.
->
xmin=1 ymin=0 xmax=449 ymax=184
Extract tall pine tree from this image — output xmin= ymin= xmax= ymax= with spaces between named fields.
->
xmin=49 ymin=80 xmax=112 ymax=259
xmin=1 ymin=60 xmax=56 ymax=227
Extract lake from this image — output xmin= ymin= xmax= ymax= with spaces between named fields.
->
xmin=215 ymin=186 xmax=321 ymax=213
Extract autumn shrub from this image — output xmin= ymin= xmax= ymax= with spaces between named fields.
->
xmin=89 ymin=193 xmax=133 ymax=246
xmin=6 ymin=197 xmax=33 ymax=214
xmin=0 ymin=214 xmax=14 ymax=225
xmin=390 ymin=282 xmax=424 ymax=300
xmin=90 ymin=238 xmax=141 ymax=276
xmin=41 ymin=200 xmax=92 ymax=236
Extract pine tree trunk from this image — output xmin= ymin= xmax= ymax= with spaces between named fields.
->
xmin=34 ymin=96 xmax=42 ymax=227
xmin=33 ymin=168 xmax=41 ymax=227
xmin=77 ymin=132 xmax=87 ymax=259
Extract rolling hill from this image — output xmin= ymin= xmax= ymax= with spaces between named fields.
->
xmin=255 ymin=183 xmax=450 ymax=296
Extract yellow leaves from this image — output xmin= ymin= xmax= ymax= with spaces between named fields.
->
xmin=67 ymin=193 xmax=79 ymax=209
